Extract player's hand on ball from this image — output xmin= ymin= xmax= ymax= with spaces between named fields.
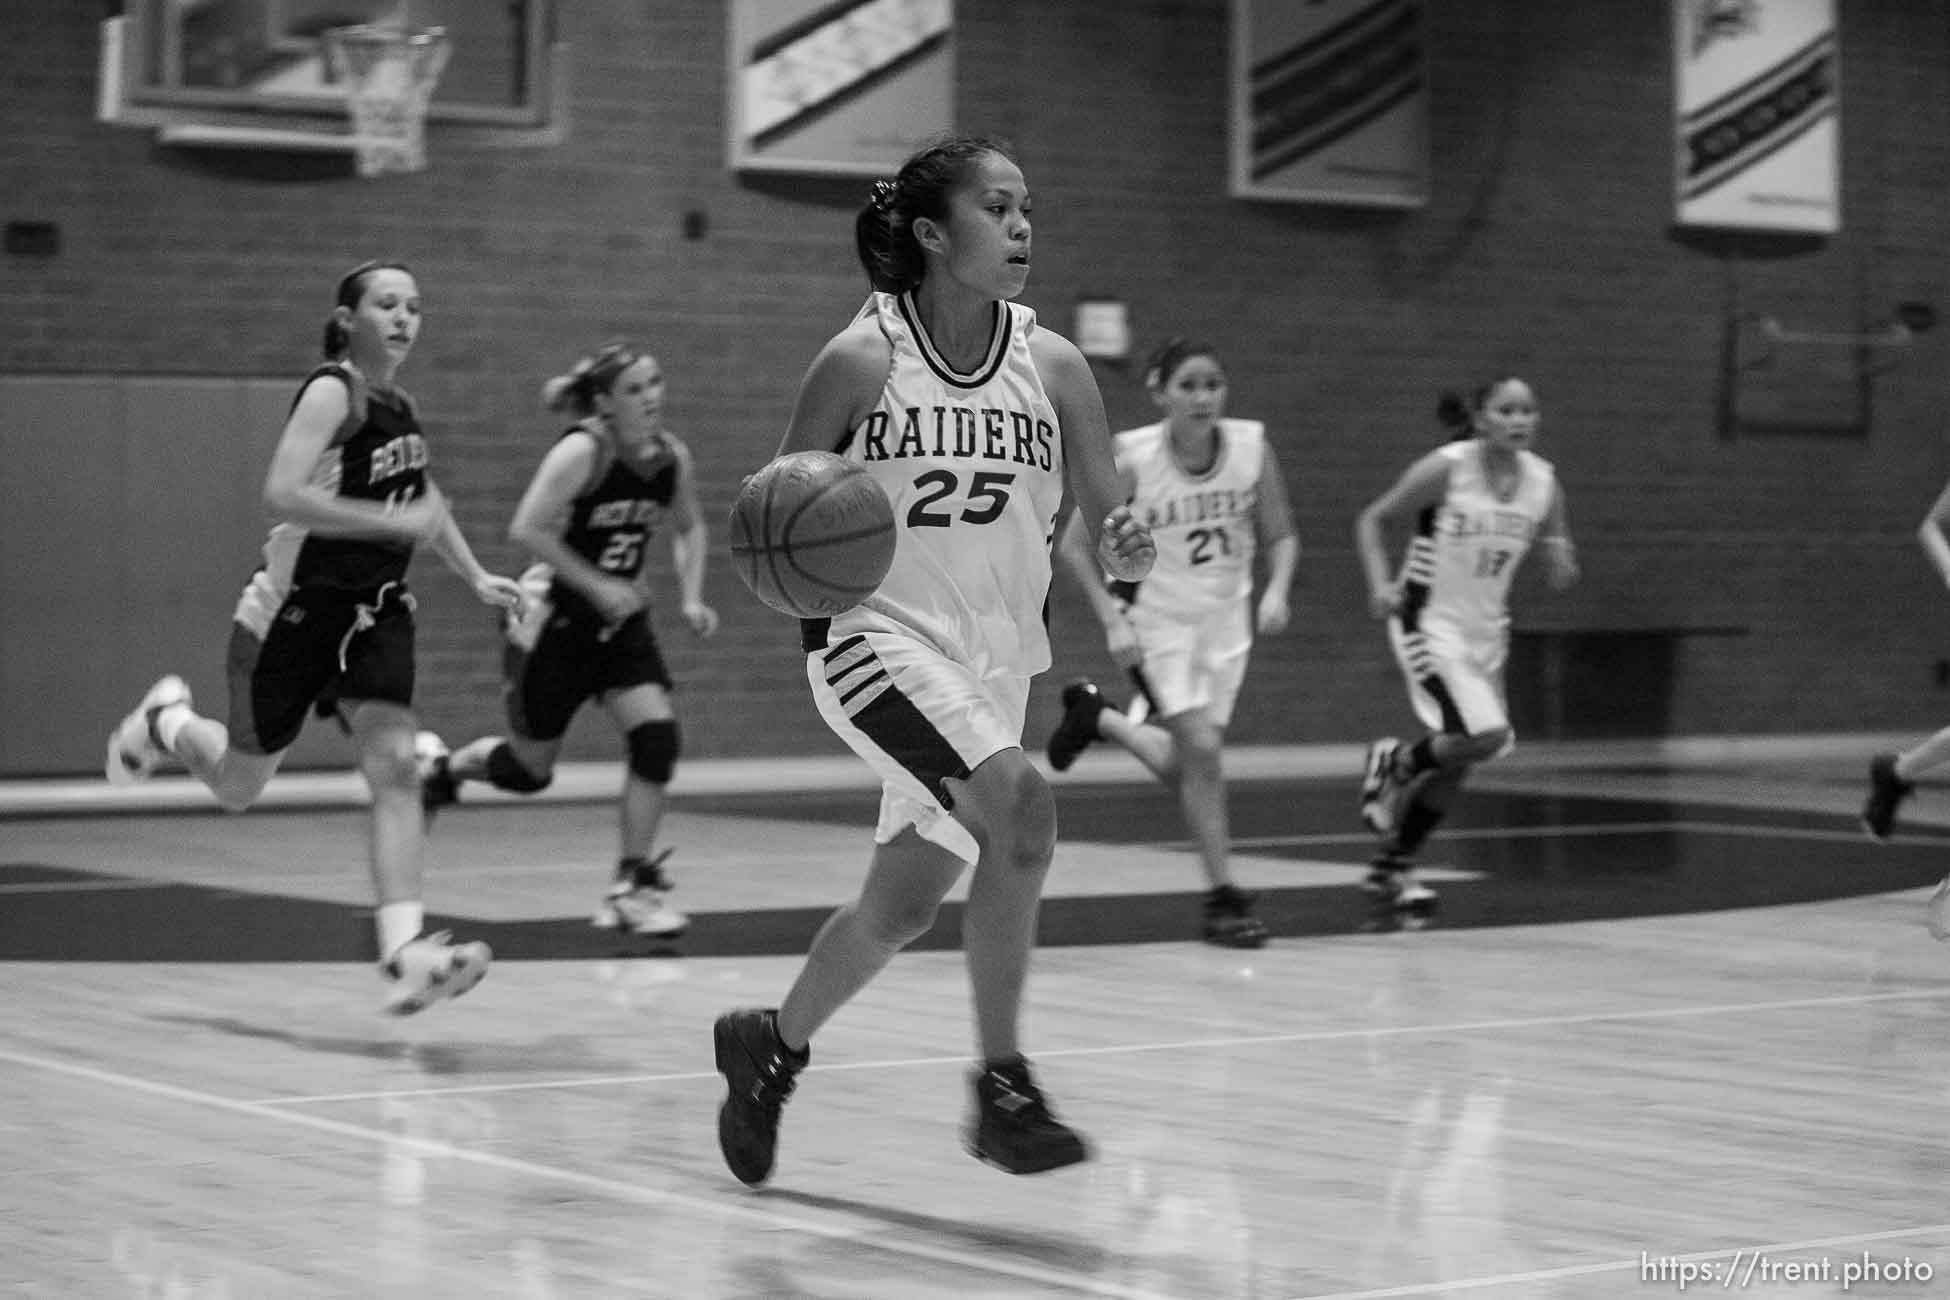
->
xmin=1097 ymin=506 xmax=1154 ymax=583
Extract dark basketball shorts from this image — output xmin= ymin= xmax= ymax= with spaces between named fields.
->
xmin=226 ymin=581 xmax=416 ymax=755
xmin=503 ymin=608 xmax=673 ymax=742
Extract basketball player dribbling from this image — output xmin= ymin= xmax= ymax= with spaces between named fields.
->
xmin=1353 ymin=378 xmax=1579 ymax=926
xmin=1044 ymin=337 xmax=1300 ymax=948
xmin=712 ymin=134 xmax=1155 ymax=1186
xmin=417 ymin=341 xmax=718 ymax=942
xmin=103 ymin=260 xmax=526 ymax=1014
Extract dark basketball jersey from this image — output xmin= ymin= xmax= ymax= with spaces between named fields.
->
xmin=541 ymin=424 xmax=678 ymax=620
xmin=259 ymin=364 xmax=428 ymax=596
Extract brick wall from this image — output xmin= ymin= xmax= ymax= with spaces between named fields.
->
xmin=6 ymin=0 xmax=1948 ymax=767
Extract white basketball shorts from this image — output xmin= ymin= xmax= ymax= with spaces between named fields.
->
xmin=1127 ymin=598 xmax=1253 ymax=727
xmin=1387 ymin=617 xmax=1514 ymax=749
xmin=807 ymin=628 xmax=1030 ymax=865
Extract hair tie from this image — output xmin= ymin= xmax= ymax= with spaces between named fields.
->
xmin=868 ymin=179 xmax=897 ymax=212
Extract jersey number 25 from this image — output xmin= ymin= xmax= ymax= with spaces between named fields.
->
xmin=907 ymin=470 xmax=1015 ymax=528
xmin=599 ymin=533 xmax=644 ymax=573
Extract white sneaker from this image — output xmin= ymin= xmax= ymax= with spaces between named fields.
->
xmin=413 ymin=730 xmax=460 ymax=817
xmin=592 ymin=886 xmax=688 ymax=938
xmin=412 ymin=730 xmax=449 ymax=777
xmin=1928 ymin=875 xmax=1950 ymax=942
xmin=382 ymin=931 xmax=492 ymax=1016
xmin=1395 ymin=874 xmax=1438 ymax=908
xmin=105 ymin=676 xmax=192 ymax=786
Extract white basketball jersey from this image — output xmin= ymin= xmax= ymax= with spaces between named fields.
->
xmin=1396 ymin=441 xmax=1557 ymax=645
xmin=827 ymin=290 xmax=1067 ymax=677
xmin=1114 ymin=418 xmax=1264 ymax=617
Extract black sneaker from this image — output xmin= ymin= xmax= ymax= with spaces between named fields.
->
xmin=1862 ymin=753 xmax=1913 ymax=842
xmin=1202 ymin=885 xmax=1269 ymax=948
xmin=713 ymin=1008 xmax=806 ymax=1186
xmin=1363 ymin=857 xmax=1402 ymax=897
xmin=966 ymin=1056 xmax=1089 ymax=1174
xmin=1362 ymin=855 xmax=1408 ymax=933
xmin=1046 ymin=680 xmax=1108 ymax=773
xmin=1362 ymin=856 xmax=1436 ymax=932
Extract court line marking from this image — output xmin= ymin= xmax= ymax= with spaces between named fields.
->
xmin=241 ymin=985 xmax=1950 ymax=1107
xmin=1223 ymin=818 xmax=1950 ymax=850
xmin=8 ymin=1025 xmax=1942 ymax=1300
xmin=0 ymin=1043 xmax=1189 ymax=1300
xmin=7 ymin=818 xmax=1936 ymax=899
xmin=0 ymin=879 xmax=178 ymax=895
xmin=1284 ymin=1223 xmax=1950 ymax=1300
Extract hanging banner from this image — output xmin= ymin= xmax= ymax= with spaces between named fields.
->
xmin=727 ymin=0 xmax=953 ymax=176
xmin=1673 ymin=0 xmax=1839 ymax=233
xmin=1228 ymin=0 xmax=1429 ymax=207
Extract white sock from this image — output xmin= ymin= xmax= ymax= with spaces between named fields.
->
xmin=376 ymin=901 xmax=425 ymax=965
xmin=153 ymin=702 xmax=192 ymax=752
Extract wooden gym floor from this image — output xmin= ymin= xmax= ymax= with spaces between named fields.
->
xmin=4 ymin=737 xmax=1950 ymax=1298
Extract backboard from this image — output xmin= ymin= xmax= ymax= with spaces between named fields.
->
xmin=101 ymin=0 xmax=563 ymax=138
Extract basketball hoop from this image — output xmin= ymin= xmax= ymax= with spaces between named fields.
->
xmin=322 ymin=25 xmax=451 ymax=178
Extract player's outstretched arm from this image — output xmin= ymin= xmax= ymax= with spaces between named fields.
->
xmin=1253 ymin=441 xmax=1299 ymax=635
xmin=1354 ymin=451 xmax=1451 ymax=619
xmin=1053 ymin=498 xmax=1142 ymax=668
xmin=666 ymin=436 xmax=719 ymax=637
xmin=1538 ymin=482 xmax=1580 ymax=590
xmin=263 ymin=375 xmax=445 ymax=545
xmin=422 ymin=477 xmax=523 ymax=613
xmin=507 ymin=431 xmax=640 ymax=628
xmin=1033 ymin=330 xmax=1153 ymax=583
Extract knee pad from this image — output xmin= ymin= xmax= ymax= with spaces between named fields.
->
xmin=626 ymin=719 xmax=680 ymax=784
xmin=485 ymin=741 xmax=552 ymax=794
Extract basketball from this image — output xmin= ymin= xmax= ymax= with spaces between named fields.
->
xmin=728 ymin=451 xmax=897 ymax=618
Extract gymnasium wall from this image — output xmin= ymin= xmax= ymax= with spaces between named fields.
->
xmin=4 ymin=1 xmax=1948 ymax=775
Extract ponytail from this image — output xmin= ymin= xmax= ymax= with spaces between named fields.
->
xmin=1436 ymin=375 xmax=1528 ymax=441
xmin=1435 ymin=390 xmax=1472 ymax=440
xmin=854 ymin=178 xmax=920 ymax=294
xmin=853 ymin=135 xmax=1017 ymax=294
xmin=541 ymin=340 xmax=643 ymax=417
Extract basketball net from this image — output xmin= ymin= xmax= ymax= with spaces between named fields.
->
xmin=322 ymin=25 xmax=451 ymax=178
